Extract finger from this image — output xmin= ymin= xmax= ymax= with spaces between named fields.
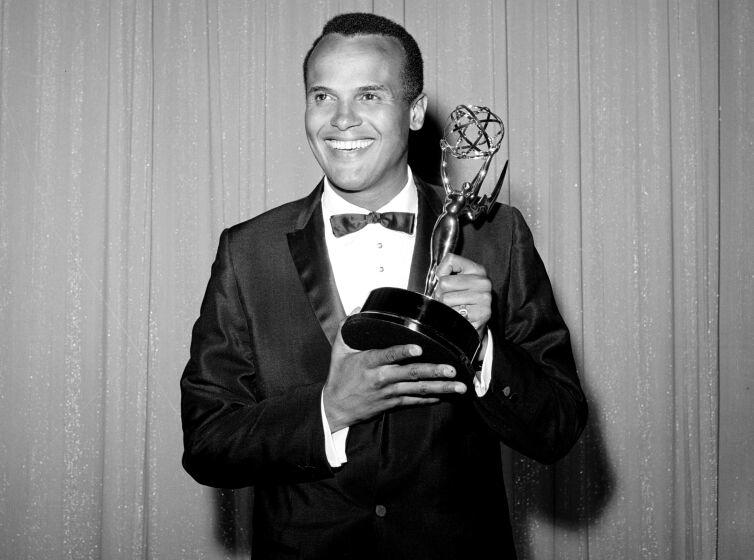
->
xmin=445 ymin=303 xmax=486 ymax=329
xmin=434 ymin=287 xmax=491 ymax=322
xmin=388 ymin=379 xmax=467 ymax=397
xmin=388 ymin=396 xmax=442 ymax=408
xmin=435 ymin=253 xmax=486 ymax=278
xmin=439 ymin=290 xmax=491 ymax=310
xmin=363 ymin=343 xmax=422 ymax=368
xmin=333 ymin=316 xmax=359 ymax=354
xmin=380 ymin=362 xmax=456 ymax=384
xmin=446 ymin=301 xmax=473 ymax=322
xmin=435 ymin=273 xmax=491 ymax=296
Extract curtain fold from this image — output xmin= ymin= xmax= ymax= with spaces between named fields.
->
xmin=0 ymin=1 xmax=727 ymax=558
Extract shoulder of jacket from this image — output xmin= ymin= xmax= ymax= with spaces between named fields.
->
xmin=224 ymin=195 xmax=312 ymax=240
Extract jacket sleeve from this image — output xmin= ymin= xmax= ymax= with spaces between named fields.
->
xmin=474 ymin=207 xmax=587 ymax=463
xmin=180 ymin=229 xmax=333 ymax=488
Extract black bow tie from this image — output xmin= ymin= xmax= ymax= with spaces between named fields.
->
xmin=329 ymin=211 xmax=416 ymax=238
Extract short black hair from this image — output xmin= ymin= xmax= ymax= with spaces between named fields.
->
xmin=303 ymin=12 xmax=424 ymax=103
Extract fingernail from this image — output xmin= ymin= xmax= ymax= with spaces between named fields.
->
xmin=444 ymin=367 xmax=456 ymax=377
xmin=409 ymin=345 xmax=422 ymax=356
xmin=455 ymin=383 xmax=467 ymax=393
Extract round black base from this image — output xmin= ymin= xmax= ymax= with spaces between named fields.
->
xmin=341 ymin=287 xmax=481 ymax=386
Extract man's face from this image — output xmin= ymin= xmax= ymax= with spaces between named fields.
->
xmin=305 ymin=33 xmax=426 ymax=209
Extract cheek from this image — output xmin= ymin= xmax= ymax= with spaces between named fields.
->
xmin=379 ymin=113 xmax=410 ymax=143
xmin=304 ymin=118 xmax=317 ymax=141
xmin=305 ymin=109 xmax=328 ymax=137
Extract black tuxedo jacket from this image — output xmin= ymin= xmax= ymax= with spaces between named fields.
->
xmin=181 ymin=177 xmax=587 ymax=559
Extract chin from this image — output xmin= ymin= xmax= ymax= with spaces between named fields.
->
xmin=325 ymin=172 xmax=369 ymax=193
xmin=330 ymin=183 xmax=368 ymax=195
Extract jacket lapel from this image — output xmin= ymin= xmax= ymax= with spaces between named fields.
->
xmin=287 ymin=177 xmax=443 ymax=344
xmin=287 ymin=182 xmax=345 ymax=346
xmin=407 ymin=177 xmax=444 ymax=293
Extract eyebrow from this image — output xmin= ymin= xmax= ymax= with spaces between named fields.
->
xmin=306 ymin=85 xmax=333 ymax=96
xmin=306 ymin=84 xmax=393 ymax=96
xmin=356 ymin=84 xmax=390 ymax=94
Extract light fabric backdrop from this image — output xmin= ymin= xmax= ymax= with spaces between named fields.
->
xmin=1 ymin=1 xmax=751 ymax=558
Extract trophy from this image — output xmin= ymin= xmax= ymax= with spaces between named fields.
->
xmin=341 ymin=105 xmax=508 ymax=385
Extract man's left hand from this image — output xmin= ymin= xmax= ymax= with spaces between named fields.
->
xmin=433 ymin=254 xmax=492 ymax=341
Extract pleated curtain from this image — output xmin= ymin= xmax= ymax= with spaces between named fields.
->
xmin=1 ymin=1 xmax=748 ymax=558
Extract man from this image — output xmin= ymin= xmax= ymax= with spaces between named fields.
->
xmin=181 ymin=12 xmax=587 ymax=559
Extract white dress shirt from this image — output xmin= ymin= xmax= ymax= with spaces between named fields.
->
xmin=319 ymin=169 xmax=494 ymax=467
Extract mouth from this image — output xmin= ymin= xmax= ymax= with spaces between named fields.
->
xmin=324 ymin=139 xmax=374 ymax=152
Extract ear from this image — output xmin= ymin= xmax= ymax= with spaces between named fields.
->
xmin=409 ymin=93 xmax=428 ymax=131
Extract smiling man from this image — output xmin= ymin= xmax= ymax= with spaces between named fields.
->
xmin=181 ymin=12 xmax=587 ymax=560
xmin=304 ymin=31 xmax=426 ymax=210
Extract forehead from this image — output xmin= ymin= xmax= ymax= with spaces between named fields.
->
xmin=306 ymin=33 xmax=405 ymax=85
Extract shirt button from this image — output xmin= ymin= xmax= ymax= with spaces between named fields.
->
xmin=378 ymin=266 xmax=384 ymax=272
xmin=377 ymin=242 xmax=383 ymax=248
xmin=375 ymin=504 xmax=387 ymax=517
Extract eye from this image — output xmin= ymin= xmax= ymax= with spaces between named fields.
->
xmin=309 ymin=91 xmax=332 ymax=104
xmin=360 ymin=92 xmax=380 ymax=102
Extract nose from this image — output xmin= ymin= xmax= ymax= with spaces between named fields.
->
xmin=330 ymin=100 xmax=361 ymax=130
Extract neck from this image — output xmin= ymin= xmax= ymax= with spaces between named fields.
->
xmin=329 ymin=170 xmax=410 ymax=211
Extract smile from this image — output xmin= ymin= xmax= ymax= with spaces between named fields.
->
xmin=325 ymin=139 xmax=374 ymax=151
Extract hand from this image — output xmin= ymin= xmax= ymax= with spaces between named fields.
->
xmin=323 ymin=321 xmax=467 ymax=432
xmin=433 ymin=253 xmax=492 ymax=340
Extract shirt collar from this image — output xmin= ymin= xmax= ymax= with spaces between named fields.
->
xmin=321 ymin=167 xmax=418 ymax=219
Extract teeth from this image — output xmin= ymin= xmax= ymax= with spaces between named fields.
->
xmin=326 ymin=139 xmax=374 ymax=151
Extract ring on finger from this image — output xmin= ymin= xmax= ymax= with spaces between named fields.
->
xmin=458 ymin=304 xmax=468 ymax=318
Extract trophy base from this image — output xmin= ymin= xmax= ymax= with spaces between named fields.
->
xmin=340 ymin=287 xmax=481 ymax=387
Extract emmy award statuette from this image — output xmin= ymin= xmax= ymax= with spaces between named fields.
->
xmin=341 ymin=105 xmax=508 ymax=386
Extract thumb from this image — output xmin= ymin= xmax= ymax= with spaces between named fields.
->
xmin=334 ymin=309 xmax=361 ymax=353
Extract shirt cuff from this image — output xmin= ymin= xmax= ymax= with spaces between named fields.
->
xmin=473 ymin=329 xmax=494 ymax=397
xmin=320 ymin=390 xmax=349 ymax=467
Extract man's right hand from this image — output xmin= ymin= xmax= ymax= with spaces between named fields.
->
xmin=322 ymin=323 xmax=467 ymax=432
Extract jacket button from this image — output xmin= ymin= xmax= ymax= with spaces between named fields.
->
xmin=503 ymin=386 xmax=511 ymax=397
xmin=375 ymin=504 xmax=387 ymax=517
